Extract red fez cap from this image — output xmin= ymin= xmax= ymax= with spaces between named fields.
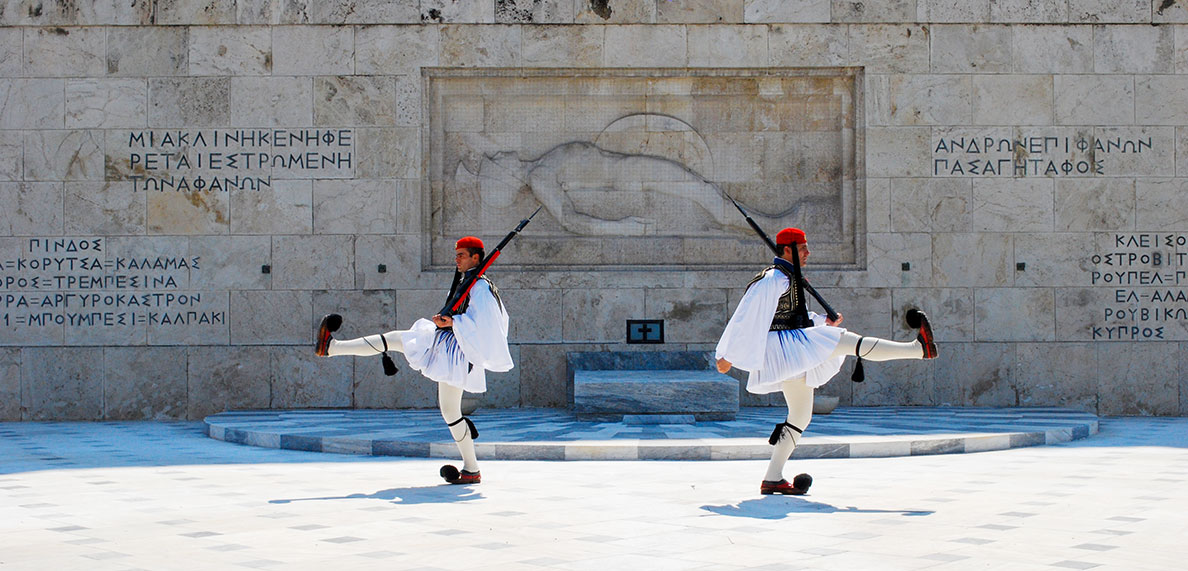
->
xmin=455 ymin=236 xmax=484 ymax=250
xmin=775 ymin=227 xmax=806 ymax=246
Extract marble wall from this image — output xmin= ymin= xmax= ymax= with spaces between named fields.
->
xmin=2 ymin=0 xmax=1187 ymax=419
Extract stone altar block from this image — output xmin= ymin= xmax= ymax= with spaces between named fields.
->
xmin=567 ymin=351 xmax=740 ymax=422
xmin=573 ymin=370 xmax=740 ymax=422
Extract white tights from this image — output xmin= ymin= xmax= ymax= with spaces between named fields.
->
xmin=326 ymin=331 xmax=407 ymax=356
xmin=764 ymin=330 xmax=925 ymax=482
xmin=327 ymin=331 xmax=479 ymax=473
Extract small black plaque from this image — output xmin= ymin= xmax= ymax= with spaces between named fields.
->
xmin=626 ymin=319 xmax=664 ymax=344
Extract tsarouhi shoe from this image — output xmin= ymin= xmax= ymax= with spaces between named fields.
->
xmin=761 ymin=473 xmax=812 ymax=495
xmin=905 ymin=309 xmax=937 ymax=359
xmin=440 ymin=464 xmax=480 ymax=484
xmin=314 ymin=314 xmax=342 ymax=357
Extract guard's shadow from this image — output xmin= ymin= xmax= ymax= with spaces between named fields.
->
xmin=701 ymin=497 xmax=933 ymax=520
xmin=270 ymin=485 xmax=483 ymax=505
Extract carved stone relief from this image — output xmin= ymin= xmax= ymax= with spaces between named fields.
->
xmin=424 ymin=68 xmax=864 ymax=269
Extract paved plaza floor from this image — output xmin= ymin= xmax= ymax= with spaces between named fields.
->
xmin=2 ymin=414 xmax=1187 ymax=570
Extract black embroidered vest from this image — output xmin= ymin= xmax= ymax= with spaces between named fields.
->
xmin=746 ymin=262 xmax=813 ymax=331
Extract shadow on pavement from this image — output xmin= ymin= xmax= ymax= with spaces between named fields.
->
xmin=700 ymin=497 xmax=933 ymax=520
xmin=269 ymin=485 xmax=483 ymax=505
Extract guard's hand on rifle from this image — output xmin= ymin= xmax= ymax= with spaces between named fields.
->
xmin=432 ymin=314 xmax=453 ymax=328
xmin=827 ymin=313 xmax=843 ymax=327
xmin=716 ymin=358 xmax=732 ymax=374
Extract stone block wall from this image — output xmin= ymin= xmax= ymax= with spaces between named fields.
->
xmin=2 ymin=0 xmax=1187 ymax=419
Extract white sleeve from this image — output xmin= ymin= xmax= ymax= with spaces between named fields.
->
xmin=450 ymin=280 xmax=514 ymax=373
xmin=715 ymin=269 xmax=784 ymax=371
xmin=809 ymin=311 xmax=826 ymax=327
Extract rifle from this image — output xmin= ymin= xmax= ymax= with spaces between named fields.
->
xmin=725 ymin=194 xmax=839 ymax=321
xmin=438 ymin=205 xmax=542 ymax=317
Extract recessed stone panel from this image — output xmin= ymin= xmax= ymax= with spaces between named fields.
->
xmin=426 ymin=68 xmax=863 ymax=270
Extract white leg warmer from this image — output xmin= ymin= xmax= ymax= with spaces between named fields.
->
xmin=764 ymin=376 xmax=814 ymax=482
xmin=438 ymin=382 xmax=479 ymax=473
xmin=829 ymin=331 xmax=922 ymax=361
xmin=326 ymin=330 xmax=407 ymax=357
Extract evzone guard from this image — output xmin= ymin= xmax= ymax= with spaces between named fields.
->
xmin=715 ymin=226 xmax=938 ymax=495
xmin=314 ymin=210 xmax=538 ymax=484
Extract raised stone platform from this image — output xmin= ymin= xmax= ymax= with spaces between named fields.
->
xmin=204 ymin=407 xmax=1100 ymax=461
xmin=573 ymin=369 xmax=739 ymax=421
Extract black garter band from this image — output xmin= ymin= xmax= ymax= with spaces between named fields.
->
xmin=769 ymin=422 xmax=803 ymax=445
xmin=448 ymin=416 xmax=478 ymax=441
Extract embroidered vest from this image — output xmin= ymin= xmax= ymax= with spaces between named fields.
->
xmin=746 ymin=264 xmax=813 ymax=331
